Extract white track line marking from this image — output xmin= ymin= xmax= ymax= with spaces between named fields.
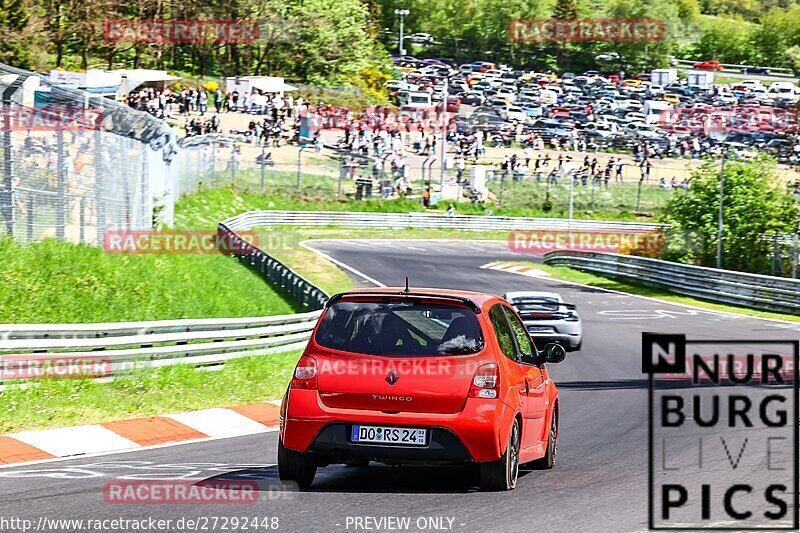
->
xmin=299 ymin=241 xmax=386 ymax=287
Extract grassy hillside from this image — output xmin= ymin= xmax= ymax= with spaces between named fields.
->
xmin=0 ymin=237 xmax=296 ymax=323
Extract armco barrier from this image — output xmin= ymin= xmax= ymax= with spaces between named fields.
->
xmin=0 ymin=312 xmax=321 ymax=381
xmin=544 ymin=250 xmax=800 ymax=314
xmin=220 ymin=210 xmax=663 ymax=233
xmin=217 ymin=220 xmax=329 ymax=311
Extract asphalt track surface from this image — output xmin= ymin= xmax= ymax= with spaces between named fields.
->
xmin=2 ymin=239 xmax=799 ymax=533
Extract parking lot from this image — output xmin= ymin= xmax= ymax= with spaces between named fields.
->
xmin=390 ymin=57 xmax=800 ymax=165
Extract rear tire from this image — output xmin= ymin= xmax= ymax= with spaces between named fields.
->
xmin=532 ymin=409 xmax=558 ymax=470
xmin=480 ymin=419 xmax=520 ymax=491
xmin=278 ymin=438 xmax=317 ymax=489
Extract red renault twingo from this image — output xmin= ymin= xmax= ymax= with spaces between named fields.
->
xmin=278 ymin=288 xmax=565 ymax=491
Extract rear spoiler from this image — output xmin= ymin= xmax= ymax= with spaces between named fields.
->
xmin=513 ymin=301 xmax=577 ymax=310
xmin=326 ymin=291 xmax=482 ymax=314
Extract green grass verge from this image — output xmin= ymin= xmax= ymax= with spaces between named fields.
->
xmin=0 ymin=350 xmax=302 ymax=433
xmin=173 ymin=182 xmax=666 ymax=231
xmin=0 ymin=237 xmax=297 ymax=323
xmin=487 ymin=179 xmax=673 ymax=219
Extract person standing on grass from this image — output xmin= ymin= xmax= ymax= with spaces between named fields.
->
xmin=456 ymin=154 xmax=466 ymax=183
xmin=198 ymin=90 xmax=208 ymax=116
xmin=214 ymin=88 xmax=223 ymax=113
xmin=422 ymin=187 xmax=431 ymax=208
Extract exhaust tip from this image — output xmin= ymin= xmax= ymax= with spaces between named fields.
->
xmin=336 ymin=450 xmax=353 ymax=463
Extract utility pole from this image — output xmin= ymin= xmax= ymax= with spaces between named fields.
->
xmin=439 ymin=75 xmax=448 ymax=190
xmin=395 ymin=9 xmax=410 ymax=56
xmin=716 ymin=148 xmax=727 ymax=269
xmin=297 ymin=146 xmax=307 ymax=191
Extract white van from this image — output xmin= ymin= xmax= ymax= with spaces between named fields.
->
xmin=397 ymin=90 xmax=432 ymax=109
xmin=768 ymin=82 xmax=799 ymax=102
xmin=539 ymin=89 xmax=558 ymax=105
xmin=643 ymin=100 xmax=672 ymax=124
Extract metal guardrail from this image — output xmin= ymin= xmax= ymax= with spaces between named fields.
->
xmin=218 ymin=220 xmax=330 ymax=310
xmin=673 ymin=59 xmax=796 ymax=77
xmin=544 ymin=250 xmax=800 ymax=314
xmin=0 ymin=311 xmax=322 ymax=340
xmin=0 ymin=312 xmax=321 ymax=380
xmin=221 ymin=210 xmax=663 ymax=233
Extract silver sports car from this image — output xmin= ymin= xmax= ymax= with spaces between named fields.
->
xmin=504 ymin=291 xmax=583 ymax=351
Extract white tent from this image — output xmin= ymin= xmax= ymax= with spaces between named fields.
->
xmin=48 ymin=69 xmax=181 ymax=98
xmin=117 ymin=70 xmax=181 ymax=97
xmin=225 ymin=76 xmax=297 ymax=95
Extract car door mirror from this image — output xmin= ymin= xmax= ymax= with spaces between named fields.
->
xmin=520 ymin=352 xmax=538 ymax=366
xmin=543 ymin=343 xmax=567 ymax=364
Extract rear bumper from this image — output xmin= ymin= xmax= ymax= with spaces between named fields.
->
xmin=282 ymin=389 xmax=510 ymax=463
xmin=531 ymin=331 xmax=582 ymax=350
xmin=526 ymin=321 xmax=582 ymax=350
xmin=308 ymin=424 xmax=472 ymax=464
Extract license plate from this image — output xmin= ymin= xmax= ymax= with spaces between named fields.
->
xmin=351 ymin=425 xmax=427 ymax=446
xmin=529 ymin=326 xmax=555 ymax=333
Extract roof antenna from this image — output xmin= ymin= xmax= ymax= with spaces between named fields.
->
xmin=402 ymin=276 xmax=410 ymax=294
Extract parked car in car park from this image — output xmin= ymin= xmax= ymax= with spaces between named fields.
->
xmin=388 ymin=55 xmax=799 ymax=161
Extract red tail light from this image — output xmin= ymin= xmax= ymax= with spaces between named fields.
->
xmin=468 ymin=363 xmax=499 ymax=399
xmin=291 ymin=355 xmax=318 ymax=390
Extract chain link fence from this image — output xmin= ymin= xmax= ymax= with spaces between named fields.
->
xmin=174 ymin=135 xmax=686 ymax=212
xmin=0 ymin=63 xmax=178 ymax=245
xmin=177 ymin=135 xmax=377 ymax=198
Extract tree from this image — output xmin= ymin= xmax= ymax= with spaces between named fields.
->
xmin=552 ymin=0 xmax=578 ymax=20
xmin=660 ymin=157 xmax=800 ymax=274
xmin=786 ymin=45 xmax=800 ymax=75
xmin=0 ymin=0 xmax=36 ymax=67
xmin=686 ymin=16 xmax=755 ymax=65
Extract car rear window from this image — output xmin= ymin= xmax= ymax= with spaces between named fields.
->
xmin=314 ymin=301 xmax=484 ymax=357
